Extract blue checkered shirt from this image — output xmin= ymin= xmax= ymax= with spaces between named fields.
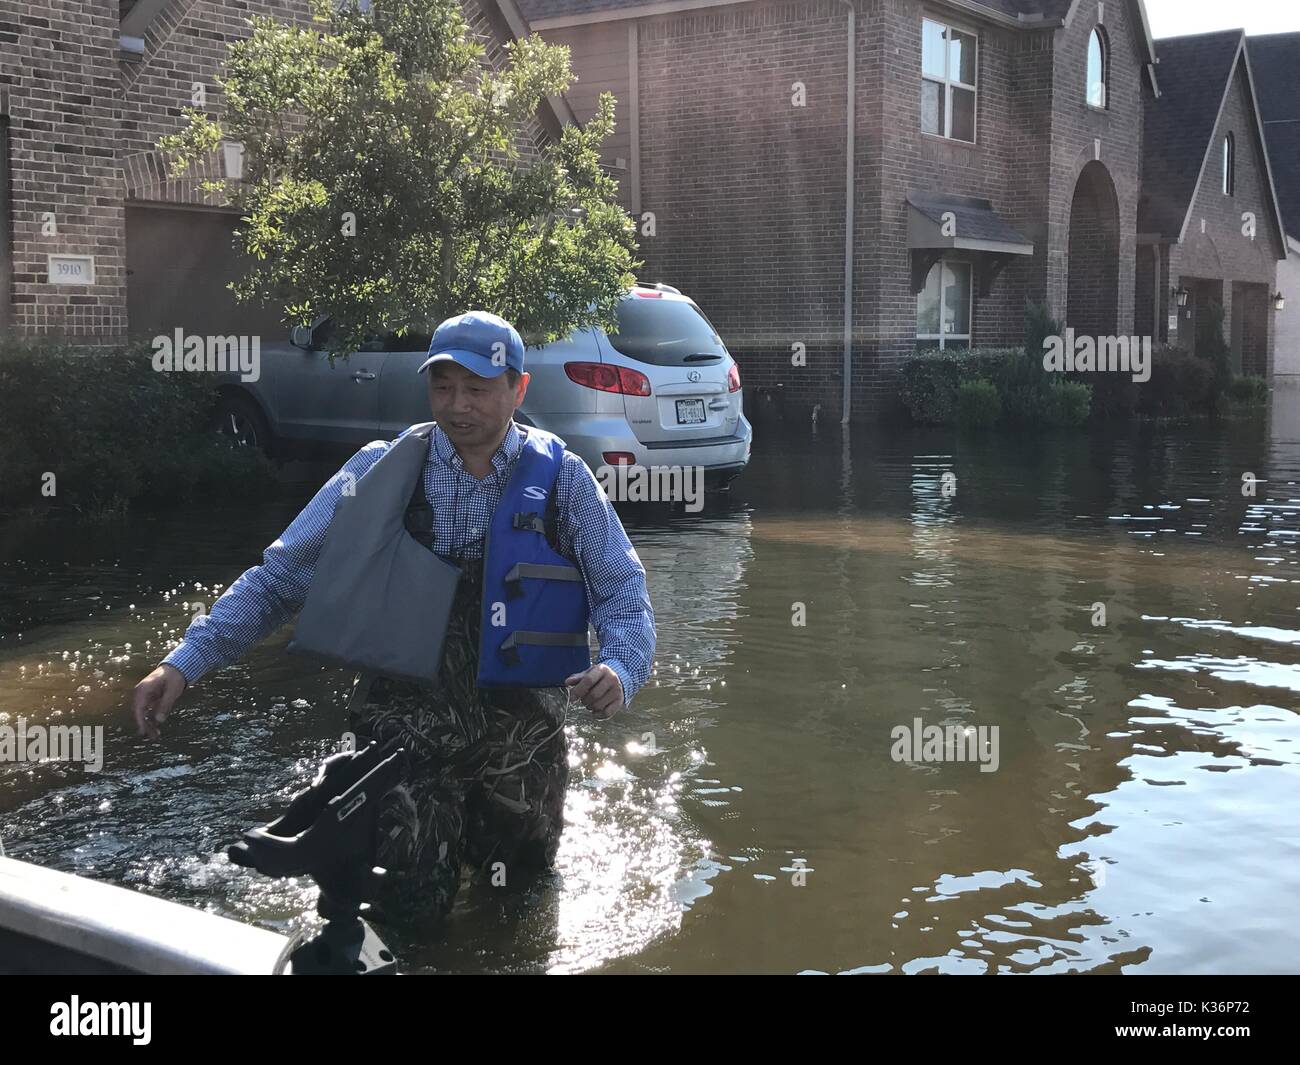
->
xmin=163 ymin=421 xmax=655 ymax=704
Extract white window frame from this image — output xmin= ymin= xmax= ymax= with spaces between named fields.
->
xmin=916 ymin=258 xmax=974 ymax=350
xmin=921 ymin=16 xmax=978 ymax=144
xmin=1223 ymin=132 xmax=1235 ymax=196
xmin=1086 ymin=27 xmax=1108 ymax=110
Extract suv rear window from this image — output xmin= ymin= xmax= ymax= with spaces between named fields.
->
xmin=604 ymin=296 xmax=728 ymax=366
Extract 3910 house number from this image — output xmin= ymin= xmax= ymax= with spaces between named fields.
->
xmin=47 ymin=255 xmax=95 ymax=285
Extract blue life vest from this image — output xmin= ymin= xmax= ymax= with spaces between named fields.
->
xmin=289 ymin=422 xmax=591 ymax=689
xmin=472 ymin=425 xmax=592 ymax=687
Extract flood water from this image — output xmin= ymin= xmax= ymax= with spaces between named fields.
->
xmin=2 ymin=389 xmax=1298 ymax=974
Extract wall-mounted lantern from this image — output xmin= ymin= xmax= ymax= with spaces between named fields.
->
xmin=1274 ymin=291 xmax=1286 ymax=311
xmin=1171 ymin=285 xmax=1190 ymax=308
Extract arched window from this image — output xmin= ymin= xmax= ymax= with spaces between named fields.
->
xmin=1086 ymin=28 xmax=1107 ymax=109
xmin=1223 ymin=132 xmax=1235 ymax=195
xmin=916 ymin=259 xmax=972 ymax=351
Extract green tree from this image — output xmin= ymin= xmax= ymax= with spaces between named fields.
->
xmin=1023 ymin=298 xmax=1061 ymax=362
xmin=159 ymin=0 xmax=640 ymax=355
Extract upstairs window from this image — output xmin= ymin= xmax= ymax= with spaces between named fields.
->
xmin=1086 ymin=28 xmax=1107 ymax=109
xmin=1223 ymin=132 xmax=1235 ymax=195
xmin=922 ymin=18 xmax=977 ymax=142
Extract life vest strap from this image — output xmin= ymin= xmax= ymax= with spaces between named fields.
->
xmin=500 ymin=629 xmax=589 ymax=667
xmin=503 ymin=561 xmax=582 ymax=599
xmin=404 ymin=474 xmax=435 ymax=549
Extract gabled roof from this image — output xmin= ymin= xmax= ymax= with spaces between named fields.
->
xmin=1140 ymin=29 xmax=1287 ymax=257
xmin=1140 ymin=31 xmax=1242 ymax=237
xmin=1246 ymin=32 xmax=1300 ymax=238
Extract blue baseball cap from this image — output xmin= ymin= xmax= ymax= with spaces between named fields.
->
xmin=417 ymin=311 xmax=525 ymax=378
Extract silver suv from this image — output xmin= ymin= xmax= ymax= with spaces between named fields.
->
xmin=213 ymin=283 xmax=752 ymax=488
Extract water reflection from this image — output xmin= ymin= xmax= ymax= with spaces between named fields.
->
xmin=1 ymin=414 xmax=1297 ymax=974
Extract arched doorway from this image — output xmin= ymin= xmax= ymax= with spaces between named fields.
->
xmin=1066 ymin=161 xmax=1120 ymax=336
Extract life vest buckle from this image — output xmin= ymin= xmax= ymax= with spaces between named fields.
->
xmin=512 ymin=511 xmax=547 ymax=535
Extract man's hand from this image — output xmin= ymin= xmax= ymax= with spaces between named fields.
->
xmin=131 ymin=663 xmax=188 ymax=740
xmin=565 ymin=664 xmax=624 ymax=720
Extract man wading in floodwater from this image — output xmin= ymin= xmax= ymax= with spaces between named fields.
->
xmin=130 ymin=311 xmax=656 ymax=929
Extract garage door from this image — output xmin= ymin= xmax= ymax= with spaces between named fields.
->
xmin=125 ymin=206 xmax=286 ymax=341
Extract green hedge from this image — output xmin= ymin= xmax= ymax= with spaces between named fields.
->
xmin=900 ymin=336 xmax=1260 ymax=427
xmin=0 ymin=338 xmax=276 ymax=515
xmin=1073 ymin=342 xmax=1251 ymax=418
xmin=954 ymin=379 xmax=1001 ymax=428
xmin=901 ymin=346 xmax=1092 ymax=428
xmin=1228 ymin=375 xmax=1270 ymax=405
xmin=1136 ymin=344 xmax=1216 ymax=416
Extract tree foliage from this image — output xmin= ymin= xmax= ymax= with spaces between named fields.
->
xmin=159 ymin=0 xmax=641 ymax=354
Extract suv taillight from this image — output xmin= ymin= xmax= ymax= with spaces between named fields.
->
xmin=564 ymin=362 xmax=652 ymax=396
xmin=727 ymin=364 xmax=741 ymax=392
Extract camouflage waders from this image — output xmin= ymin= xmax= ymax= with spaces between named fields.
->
xmin=345 ymin=556 xmax=570 ymax=929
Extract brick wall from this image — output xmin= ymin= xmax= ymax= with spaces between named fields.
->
xmin=629 ymin=0 xmax=1154 ymax=420
xmin=1134 ymin=243 xmax=1153 ymax=334
xmin=1047 ymin=2 xmax=1143 ymax=343
xmin=870 ymin=1 xmax=1053 ymax=415
xmin=544 ymin=19 xmax=633 ymax=210
xmin=1 ymin=1 xmax=126 ymax=340
xmin=119 ymin=1 xmax=311 ymax=208
xmin=1 ymin=0 xmax=540 ymax=344
xmin=636 ymin=0 xmax=849 ymax=417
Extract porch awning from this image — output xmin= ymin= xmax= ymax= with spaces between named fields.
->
xmin=906 ymin=192 xmax=1034 ymax=295
xmin=906 ymin=192 xmax=1034 ymax=255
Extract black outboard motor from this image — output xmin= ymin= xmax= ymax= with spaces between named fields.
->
xmin=228 ymin=740 xmax=407 ymax=974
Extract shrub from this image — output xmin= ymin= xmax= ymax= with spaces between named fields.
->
xmin=899 ymin=347 xmax=963 ymax=424
xmin=1229 ymin=375 xmax=1270 ymax=404
xmin=1080 ymin=368 xmax=1139 ymax=419
xmin=900 ymin=346 xmax=1090 ymax=429
xmin=954 ymin=378 xmax=1002 ymax=428
xmin=0 ymin=338 xmax=277 ymax=514
xmin=1024 ymin=299 xmax=1062 ymax=360
xmin=1138 ymin=343 xmax=1215 ymax=416
xmin=1043 ymin=379 xmax=1091 ymax=427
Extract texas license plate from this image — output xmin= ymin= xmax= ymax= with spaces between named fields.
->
xmin=675 ymin=399 xmax=706 ymax=424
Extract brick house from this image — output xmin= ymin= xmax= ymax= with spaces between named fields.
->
xmin=0 ymin=0 xmax=559 ymax=344
xmin=1139 ymin=29 xmax=1288 ymax=377
xmin=1247 ymin=31 xmax=1300 ymax=380
xmin=1 ymin=1 xmax=1287 ymax=417
xmin=522 ymin=0 xmax=1287 ymax=418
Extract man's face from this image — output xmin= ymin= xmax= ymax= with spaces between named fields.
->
xmin=425 ymin=360 xmax=528 ymax=451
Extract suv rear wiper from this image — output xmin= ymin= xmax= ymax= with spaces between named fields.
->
xmin=683 ymin=353 xmax=722 ymax=362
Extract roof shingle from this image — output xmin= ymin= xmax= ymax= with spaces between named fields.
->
xmin=1247 ymin=32 xmax=1300 ymax=237
xmin=907 ymin=191 xmax=1032 ymax=248
xmin=1139 ymin=30 xmax=1243 ymax=238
